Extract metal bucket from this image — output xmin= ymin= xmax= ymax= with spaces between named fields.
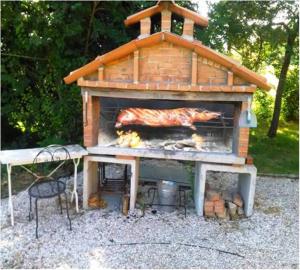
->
xmin=157 ymin=180 xmax=178 ymax=212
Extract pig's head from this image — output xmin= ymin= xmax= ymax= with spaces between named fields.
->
xmin=115 ymin=109 xmax=137 ymax=128
xmin=193 ymin=109 xmax=221 ymax=122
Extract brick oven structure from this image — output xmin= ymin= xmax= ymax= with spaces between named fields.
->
xmin=64 ymin=1 xmax=270 ymax=215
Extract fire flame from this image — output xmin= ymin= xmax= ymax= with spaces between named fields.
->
xmin=116 ymin=130 xmax=142 ymax=148
xmin=192 ymin=133 xmax=203 ymax=150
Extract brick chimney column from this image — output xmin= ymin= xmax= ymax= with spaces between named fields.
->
xmin=83 ymin=95 xmax=100 ymax=147
xmin=182 ymin=18 xmax=194 ymax=41
xmin=139 ymin=17 xmax=151 ymax=39
xmin=161 ymin=9 xmax=171 ymax=32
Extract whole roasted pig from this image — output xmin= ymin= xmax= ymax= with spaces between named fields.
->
xmin=115 ymin=108 xmax=221 ymax=130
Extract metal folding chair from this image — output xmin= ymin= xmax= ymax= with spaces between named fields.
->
xmin=27 ymin=145 xmax=72 ymax=238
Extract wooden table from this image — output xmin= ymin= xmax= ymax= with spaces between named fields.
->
xmin=0 ymin=144 xmax=88 ymax=226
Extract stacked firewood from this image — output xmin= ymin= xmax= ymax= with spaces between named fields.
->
xmin=204 ymin=184 xmax=244 ymax=219
xmin=88 ymin=192 xmax=107 ymax=209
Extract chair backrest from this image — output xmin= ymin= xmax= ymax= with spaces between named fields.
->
xmin=32 ymin=145 xmax=71 ymax=181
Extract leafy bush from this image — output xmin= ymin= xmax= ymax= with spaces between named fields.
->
xmin=282 ymin=66 xmax=299 ymax=121
xmin=253 ymin=89 xmax=274 ymax=123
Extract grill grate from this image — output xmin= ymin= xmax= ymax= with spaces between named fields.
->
xmin=100 ymin=106 xmax=235 ymax=130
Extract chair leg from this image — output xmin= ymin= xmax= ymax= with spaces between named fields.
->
xmin=124 ymin=165 xmax=128 ymax=189
xmin=147 ymin=187 xmax=157 ymax=206
xmin=64 ymin=192 xmax=72 ymax=231
xmin=58 ymin=194 xmax=63 ymax=214
xmin=29 ymin=196 xmax=33 ymax=221
xmin=184 ymin=190 xmax=187 ymax=218
xmin=35 ymin=199 xmax=39 ymax=239
xmin=179 ymin=189 xmax=182 ymax=207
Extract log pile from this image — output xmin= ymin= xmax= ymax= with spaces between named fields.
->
xmin=88 ymin=192 xmax=107 ymax=209
xmin=204 ymin=184 xmax=244 ymax=219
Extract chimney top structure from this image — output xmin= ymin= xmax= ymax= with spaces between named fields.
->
xmin=124 ymin=1 xmax=208 ymax=41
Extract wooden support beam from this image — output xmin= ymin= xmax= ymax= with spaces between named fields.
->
xmin=133 ymin=50 xmax=139 ymax=84
xmin=82 ymin=88 xmax=252 ymax=102
xmin=192 ymin=52 xmax=197 ymax=85
xmin=78 ymin=80 xmax=257 ymax=93
xmin=227 ymin=71 xmax=233 ymax=86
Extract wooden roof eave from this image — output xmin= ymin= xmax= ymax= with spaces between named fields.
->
xmin=124 ymin=2 xmax=208 ymax=27
xmin=63 ymin=32 xmax=271 ymax=90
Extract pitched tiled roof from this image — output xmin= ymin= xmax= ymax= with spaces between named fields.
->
xmin=63 ymin=32 xmax=271 ymax=90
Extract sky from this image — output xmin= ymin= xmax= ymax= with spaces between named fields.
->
xmin=192 ymin=0 xmax=209 ymax=17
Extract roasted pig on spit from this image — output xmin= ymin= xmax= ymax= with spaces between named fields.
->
xmin=115 ymin=108 xmax=221 ymax=130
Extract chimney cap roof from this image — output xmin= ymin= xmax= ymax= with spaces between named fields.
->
xmin=124 ymin=1 xmax=208 ymax=27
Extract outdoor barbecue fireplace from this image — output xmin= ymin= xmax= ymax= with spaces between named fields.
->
xmin=63 ymin=1 xmax=270 ymax=212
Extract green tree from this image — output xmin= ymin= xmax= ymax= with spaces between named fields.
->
xmin=197 ymin=0 xmax=299 ymax=136
xmin=267 ymin=3 xmax=299 ymax=137
xmin=282 ymin=65 xmax=299 ymax=121
xmin=1 ymin=1 xmax=199 ymax=149
xmin=1 ymin=1 xmax=147 ymax=148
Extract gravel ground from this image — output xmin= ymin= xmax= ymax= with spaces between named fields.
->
xmin=0 ymin=171 xmax=298 ymax=269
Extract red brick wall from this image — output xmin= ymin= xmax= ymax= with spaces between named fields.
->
xmin=104 ymin=55 xmax=133 ymax=82
xmin=84 ymin=41 xmax=251 ymax=88
xmin=197 ymin=56 xmax=227 ymax=85
xmin=85 ymin=71 xmax=98 ymax=81
xmin=233 ymin=76 xmax=248 ymax=85
xmin=139 ymin=41 xmax=192 ymax=83
xmin=83 ymin=95 xmax=100 ymax=147
xmin=238 ymin=101 xmax=250 ymax=158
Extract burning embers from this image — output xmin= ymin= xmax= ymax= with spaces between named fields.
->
xmin=115 ymin=130 xmax=204 ymax=150
xmin=115 ymin=107 xmax=221 ymax=130
xmin=116 ymin=130 xmax=142 ymax=148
